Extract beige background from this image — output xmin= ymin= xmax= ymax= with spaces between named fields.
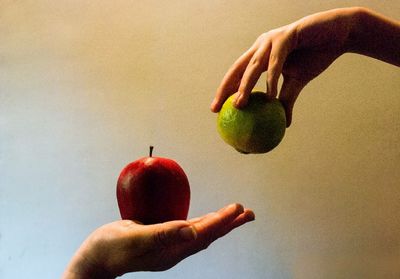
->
xmin=1 ymin=1 xmax=399 ymax=278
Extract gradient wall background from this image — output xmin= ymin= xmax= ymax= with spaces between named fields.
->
xmin=1 ymin=1 xmax=399 ymax=278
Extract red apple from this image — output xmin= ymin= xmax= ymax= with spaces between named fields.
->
xmin=116 ymin=146 xmax=190 ymax=224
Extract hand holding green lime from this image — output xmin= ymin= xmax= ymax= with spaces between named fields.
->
xmin=217 ymin=91 xmax=286 ymax=154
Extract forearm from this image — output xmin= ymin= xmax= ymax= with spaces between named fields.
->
xmin=347 ymin=7 xmax=400 ymax=66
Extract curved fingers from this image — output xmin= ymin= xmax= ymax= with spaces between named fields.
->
xmin=235 ymin=41 xmax=272 ymax=108
xmin=211 ymin=44 xmax=258 ymax=112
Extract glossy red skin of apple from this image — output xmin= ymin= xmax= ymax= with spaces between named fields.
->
xmin=116 ymin=156 xmax=190 ymax=225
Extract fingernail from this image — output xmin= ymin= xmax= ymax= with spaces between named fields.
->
xmin=225 ymin=203 xmax=243 ymax=213
xmin=248 ymin=211 xmax=256 ymax=221
xmin=179 ymin=226 xmax=197 ymax=241
xmin=211 ymin=99 xmax=222 ymax=113
xmin=210 ymin=99 xmax=217 ymax=109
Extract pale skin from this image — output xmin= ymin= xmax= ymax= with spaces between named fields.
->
xmin=211 ymin=7 xmax=400 ymax=126
xmin=62 ymin=203 xmax=255 ymax=278
xmin=63 ymin=7 xmax=399 ymax=278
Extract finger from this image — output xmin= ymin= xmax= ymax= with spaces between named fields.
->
xmin=166 ymin=205 xmax=254 ymax=263
xmin=189 ymin=204 xmax=252 ymax=252
xmin=226 ymin=208 xmax=255 ymax=232
xmin=278 ymin=76 xmax=306 ymax=127
xmin=266 ymin=40 xmax=289 ymax=99
xmin=142 ymin=220 xmax=197 ymax=249
xmin=235 ymin=43 xmax=271 ymax=109
xmin=210 ymin=208 xmax=255 ymax=240
xmin=188 ymin=203 xmax=243 ymax=226
xmin=193 ymin=203 xmax=244 ymax=239
xmin=188 ymin=203 xmax=250 ymax=229
xmin=187 ymin=216 xmax=203 ymax=223
xmin=211 ymin=47 xmax=257 ymax=112
xmin=188 ymin=212 xmax=215 ymax=224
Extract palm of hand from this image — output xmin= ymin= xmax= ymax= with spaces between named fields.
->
xmin=79 ymin=204 xmax=254 ymax=278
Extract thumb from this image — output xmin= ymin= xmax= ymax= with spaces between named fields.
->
xmin=146 ymin=221 xmax=197 ymax=248
xmin=279 ymin=76 xmax=306 ymax=127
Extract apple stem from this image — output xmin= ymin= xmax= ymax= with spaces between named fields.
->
xmin=149 ymin=145 xmax=154 ymax=157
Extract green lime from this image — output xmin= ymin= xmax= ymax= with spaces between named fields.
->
xmin=217 ymin=91 xmax=286 ymax=154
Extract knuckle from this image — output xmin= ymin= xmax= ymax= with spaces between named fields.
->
xmin=249 ymin=56 xmax=262 ymax=68
xmin=269 ymin=53 xmax=279 ymax=65
xmin=257 ymin=32 xmax=268 ymax=42
xmin=247 ymin=58 xmax=266 ymax=78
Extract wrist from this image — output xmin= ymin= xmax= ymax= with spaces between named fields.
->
xmin=343 ymin=7 xmax=369 ymax=53
xmin=62 ymin=243 xmax=115 ymax=279
xmin=334 ymin=7 xmax=367 ymax=54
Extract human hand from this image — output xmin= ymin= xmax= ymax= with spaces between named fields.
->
xmin=211 ymin=7 xmax=361 ymax=126
xmin=62 ymin=203 xmax=255 ymax=278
